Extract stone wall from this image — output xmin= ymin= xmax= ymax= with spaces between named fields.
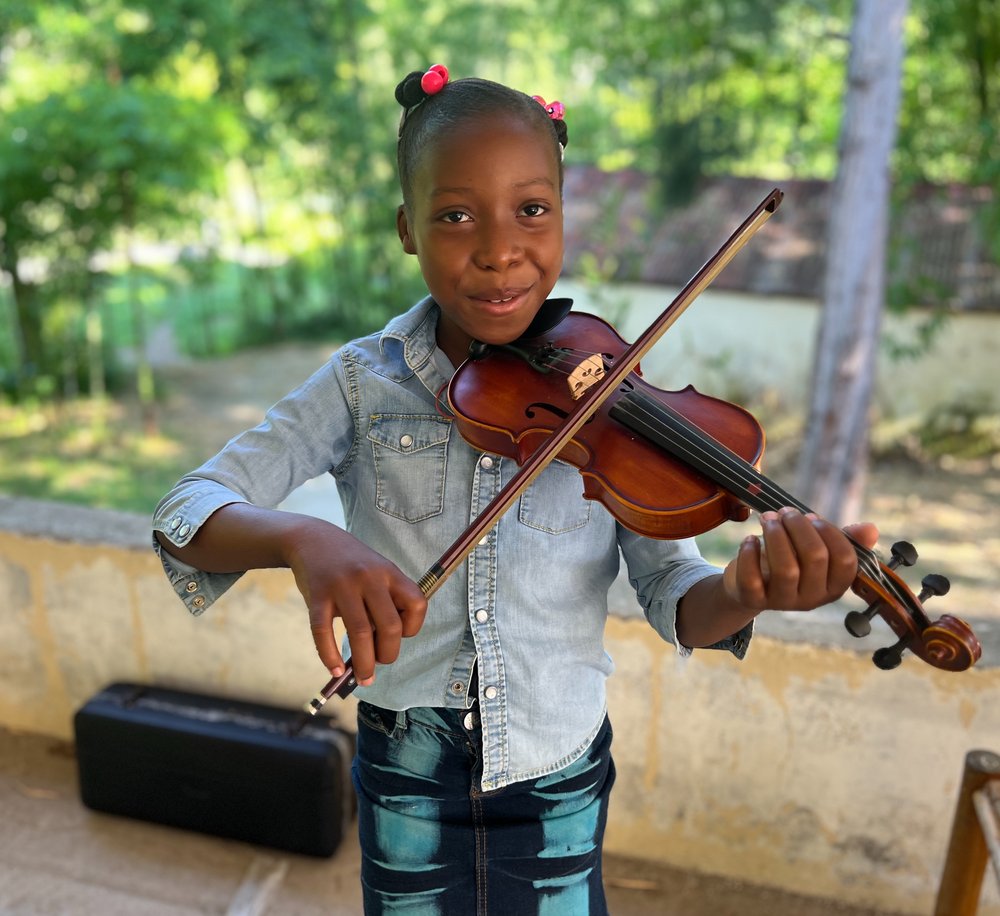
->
xmin=1 ymin=495 xmax=997 ymax=915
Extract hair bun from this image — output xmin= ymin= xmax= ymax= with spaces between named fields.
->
xmin=395 ymin=71 xmax=427 ymax=109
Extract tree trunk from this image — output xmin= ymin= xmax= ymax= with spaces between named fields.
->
xmin=10 ymin=274 xmax=43 ymax=390
xmin=794 ymin=0 xmax=908 ymax=525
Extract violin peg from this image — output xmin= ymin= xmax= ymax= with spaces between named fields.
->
xmin=873 ymin=638 xmax=908 ymax=670
xmin=845 ymin=603 xmax=878 ymax=638
xmin=918 ymin=573 xmax=950 ymax=601
xmin=888 ymin=541 xmax=918 ymax=570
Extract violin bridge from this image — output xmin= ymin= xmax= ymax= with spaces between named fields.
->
xmin=568 ymin=354 xmax=606 ymax=400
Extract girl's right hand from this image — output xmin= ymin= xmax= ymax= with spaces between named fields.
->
xmin=282 ymin=519 xmax=429 ymax=686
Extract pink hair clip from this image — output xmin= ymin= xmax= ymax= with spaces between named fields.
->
xmin=532 ymin=95 xmax=565 ymax=121
xmin=420 ymin=64 xmax=449 ymax=95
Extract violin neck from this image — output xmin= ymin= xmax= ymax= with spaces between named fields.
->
xmin=610 ymin=388 xmax=813 ymax=519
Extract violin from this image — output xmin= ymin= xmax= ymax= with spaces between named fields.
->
xmin=303 ymin=189 xmax=981 ymax=716
xmin=448 ymin=308 xmax=981 ymax=674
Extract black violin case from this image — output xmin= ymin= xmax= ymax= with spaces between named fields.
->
xmin=73 ymin=682 xmax=355 ymax=857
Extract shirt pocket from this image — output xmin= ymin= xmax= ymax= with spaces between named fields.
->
xmin=518 ymin=459 xmax=592 ymax=534
xmin=368 ymin=414 xmax=452 ymax=522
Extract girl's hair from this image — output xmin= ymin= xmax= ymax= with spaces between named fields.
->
xmin=395 ymin=71 xmax=569 ymax=211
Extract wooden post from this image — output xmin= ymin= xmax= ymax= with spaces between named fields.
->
xmin=934 ymin=749 xmax=1000 ymax=916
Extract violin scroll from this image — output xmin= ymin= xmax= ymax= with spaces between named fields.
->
xmin=846 ymin=541 xmax=982 ymax=672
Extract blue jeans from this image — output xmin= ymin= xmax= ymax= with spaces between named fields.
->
xmin=353 ymin=701 xmax=616 ymax=915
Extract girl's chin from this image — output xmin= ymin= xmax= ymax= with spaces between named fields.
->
xmin=470 ymin=302 xmax=546 ymax=341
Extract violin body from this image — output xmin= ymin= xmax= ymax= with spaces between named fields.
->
xmin=449 ymin=312 xmax=764 ymax=540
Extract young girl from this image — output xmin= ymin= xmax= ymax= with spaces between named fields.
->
xmin=154 ymin=66 xmax=877 ymax=915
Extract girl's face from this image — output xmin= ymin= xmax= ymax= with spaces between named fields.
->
xmin=397 ymin=113 xmax=564 ymax=366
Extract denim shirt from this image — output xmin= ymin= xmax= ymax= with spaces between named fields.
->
xmin=153 ymin=297 xmax=752 ymax=791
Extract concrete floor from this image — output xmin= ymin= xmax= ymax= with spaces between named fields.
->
xmin=0 ymin=728 xmax=903 ymax=916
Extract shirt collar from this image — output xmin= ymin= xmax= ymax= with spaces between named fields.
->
xmin=379 ymin=296 xmax=440 ymax=371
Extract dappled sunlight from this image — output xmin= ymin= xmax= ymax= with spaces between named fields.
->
xmin=0 ymin=397 xmax=199 ymax=512
xmin=54 ymin=460 xmax=120 ymax=493
xmin=865 ymin=460 xmax=1000 ymax=620
xmin=135 ymin=434 xmax=185 ymax=460
xmin=0 ymin=406 xmax=51 ymax=437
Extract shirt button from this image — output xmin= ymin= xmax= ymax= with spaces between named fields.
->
xmin=185 ymin=581 xmax=199 ymax=593
xmin=475 ymin=609 xmax=488 ymax=623
xmin=399 ymin=434 xmax=414 ymax=448
xmin=463 ymin=711 xmax=477 ymax=730
xmin=484 ymin=685 xmax=498 ymax=700
xmin=480 ymin=455 xmax=494 ymax=470
xmin=452 ymin=681 xmax=465 ymax=694
xmin=169 ymin=517 xmax=182 ymax=531
xmin=177 ymin=524 xmax=191 ymax=539
xmin=191 ymin=595 xmax=206 ymax=608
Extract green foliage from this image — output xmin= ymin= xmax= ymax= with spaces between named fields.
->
xmin=0 ymin=0 xmax=998 ymax=484
xmin=0 ymin=397 xmax=208 ymax=511
xmin=915 ymin=392 xmax=1000 ymax=461
xmin=870 ymin=390 xmax=1000 ymax=466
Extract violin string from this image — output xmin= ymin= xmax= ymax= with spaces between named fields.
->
xmin=613 ymin=388 xmax=914 ymax=608
xmin=539 ymin=349 xmax=807 ymax=515
xmin=527 ymin=347 xmax=898 ymax=601
xmin=535 ymin=349 xmax=816 ymax=514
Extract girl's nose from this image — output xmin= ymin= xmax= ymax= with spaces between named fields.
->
xmin=473 ymin=223 xmax=523 ymax=271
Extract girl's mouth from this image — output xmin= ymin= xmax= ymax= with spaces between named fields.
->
xmin=473 ymin=288 xmax=529 ymax=308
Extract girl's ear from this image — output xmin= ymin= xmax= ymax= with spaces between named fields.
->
xmin=396 ymin=205 xmax=417 ymax=254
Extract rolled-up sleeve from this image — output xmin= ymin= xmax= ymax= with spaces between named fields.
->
xmin=152 ymin=481 xmax=250 ymax=614
xmin=617 ymin=526 xmax=753 ymax=660
xmin=151 ymin=356 xmax=355 ymax=615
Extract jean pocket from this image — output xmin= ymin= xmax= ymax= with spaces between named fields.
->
xmin=368 ymin=414 xmax=451 ymax=522
xmin=518 ymin=459 xmax=592 ymax=534
xmin=357 ymin=701 xmax=406 ymax=740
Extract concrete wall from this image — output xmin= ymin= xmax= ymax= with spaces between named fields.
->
xmin=1 ymin=496 xmax=997 ymax=915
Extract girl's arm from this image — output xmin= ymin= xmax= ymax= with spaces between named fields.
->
xmin=156 ymin=503 xmax=427 ymax=687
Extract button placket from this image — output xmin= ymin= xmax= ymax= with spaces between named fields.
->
xmin=467 ymin=449 xmax=506 ymax=784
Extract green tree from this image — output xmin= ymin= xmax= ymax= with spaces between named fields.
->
xmin=0 ymin=1 xmax=233 ymax=405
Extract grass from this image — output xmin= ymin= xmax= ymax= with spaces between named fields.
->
xmin=0 ymin=397 xmax=199 ymax=514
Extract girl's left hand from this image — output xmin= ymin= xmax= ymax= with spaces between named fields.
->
xmin=722 ymin=507 xmax=879 ymax=612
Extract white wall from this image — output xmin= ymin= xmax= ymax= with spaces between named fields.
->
xmin=554 ymin=279 xmax=999 ymax=421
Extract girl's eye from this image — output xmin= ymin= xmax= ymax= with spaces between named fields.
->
xmin=441 ymin=211 xmax=470 ymax=224
xmin=521 ymin=203 xmax=548 ymax=217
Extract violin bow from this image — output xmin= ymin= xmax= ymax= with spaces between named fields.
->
xmin=304 ymin=188 xmax=785 ymax=713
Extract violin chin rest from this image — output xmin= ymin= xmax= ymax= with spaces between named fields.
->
xmin=467 ymin=340 xmax=491 ymax=361
xmin=519 ymin=298 xmax=574 ymax=339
